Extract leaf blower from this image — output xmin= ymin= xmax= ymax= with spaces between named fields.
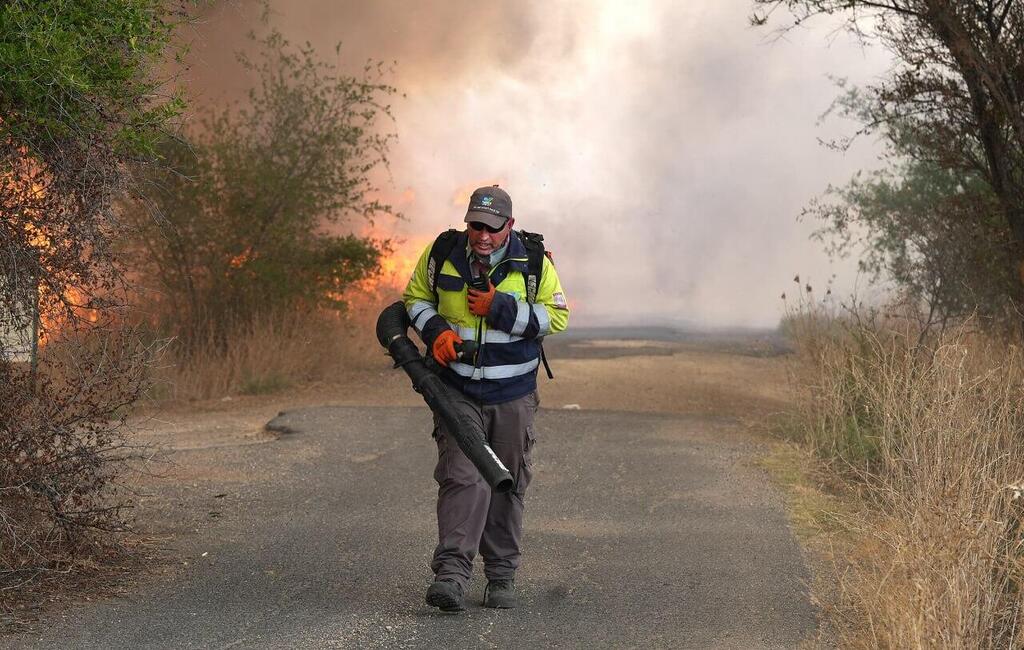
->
xmin=375 ymin=301 xmax=513 ymax=492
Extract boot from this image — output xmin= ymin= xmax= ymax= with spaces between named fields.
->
xmin=425 ymin=578 xmax=465 ymax=612
xmin=482 ymin=578 xmax=517 ymax=609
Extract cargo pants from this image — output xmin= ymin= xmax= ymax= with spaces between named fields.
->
xmin=431 ymin=390 xmax=539 ymax=589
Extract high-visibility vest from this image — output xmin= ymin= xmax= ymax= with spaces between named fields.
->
xmin=402 ymin=230 xmax=569 ymax=402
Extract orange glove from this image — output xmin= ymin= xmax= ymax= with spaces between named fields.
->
xmin=432 ymin=329 xmax=463 ymax=367
xmin=467 ymin=278 xmax=496 ymax=316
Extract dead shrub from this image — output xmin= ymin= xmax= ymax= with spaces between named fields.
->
xmin=0 ymin=325 xmax=152 ymax=610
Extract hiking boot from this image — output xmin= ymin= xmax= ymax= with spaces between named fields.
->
xmin=425 ymin=579 xmax=465 ymax=612
xmin=483 ymin=578 xmax=518 ymax=609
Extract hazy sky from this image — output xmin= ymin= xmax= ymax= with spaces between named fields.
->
xmin=182 ymin=1 xmax=892 ymax=328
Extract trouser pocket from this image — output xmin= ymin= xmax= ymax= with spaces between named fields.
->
xmin=515 ymin=424 xmax=536 ymax=498
xmin=524 ymin=424 xmax=536 ymax=468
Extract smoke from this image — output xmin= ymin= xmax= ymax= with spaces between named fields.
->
xmin=181 ymin=1 xmax=891 ymax=328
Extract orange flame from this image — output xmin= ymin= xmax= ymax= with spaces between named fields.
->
xmin=228 ymin=246 xmax=255 ymax=269
xmin=352 ymin=237 xmax=430 ymax=296
xmin=2 ymin=153 xmax=99 ymax=344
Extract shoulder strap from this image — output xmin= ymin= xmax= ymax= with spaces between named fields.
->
xmin=515 ymin=230 xmax=555 ymax=379
xmin=427 ymin=229 xmax=460 ymax=296
xmin=517 ymin=230 xmax=546 ymax=304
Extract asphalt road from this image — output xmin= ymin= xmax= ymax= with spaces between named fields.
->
xmin=5 ymin=406 xmax=816 ymax=649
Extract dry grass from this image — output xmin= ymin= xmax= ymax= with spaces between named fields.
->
xmin=785 ymin=301 xmax=1024 ymax=648
xmin=147 ymin=293 xmax=394 ymax=404
xmin=541 ymin=348 xmax=792 ymax=418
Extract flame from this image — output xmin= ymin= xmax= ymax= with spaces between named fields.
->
xmin=2 ymin=151 xmax=99 ymax=345
xmin=341 ymin=180 xmax=513 ymax=310
xmin=323 ymin=184 xmax=476 ymax=312
xmin=378 ymin=242 xmax=424 ymax=287
xmin=352 ymin=237 xmax=430 ymax=296
xmin=228 ymin=246 xmax=255 ymax=269
xmin=318 ymin=240 xmax=423 ymax=315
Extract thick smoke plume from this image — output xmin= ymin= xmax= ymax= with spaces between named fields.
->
xmin=181 ymin=1 xmax=891 ymax=327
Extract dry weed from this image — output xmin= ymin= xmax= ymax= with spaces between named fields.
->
xmin=786 ymin=299 xmax=1024 ymax=648
xmin=148 ymin=290 xmax=399 ymax=403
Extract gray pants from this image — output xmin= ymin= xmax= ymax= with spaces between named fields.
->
xmin=431 ymin=390 xmax=538 ymax=588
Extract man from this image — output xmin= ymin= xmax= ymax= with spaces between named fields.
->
xmin=402 ymin=185 xmax=569 ymax=612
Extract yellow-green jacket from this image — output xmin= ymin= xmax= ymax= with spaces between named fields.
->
xmin=402 ymin=230 xmax=569 ymax=404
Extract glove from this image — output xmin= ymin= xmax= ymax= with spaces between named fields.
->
xmin=467 ymin=278 xmax=496 ymax=316
xmin=432 ymin=329 xmax=463 ymax=367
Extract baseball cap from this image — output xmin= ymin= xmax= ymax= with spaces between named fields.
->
xmin=464 ymin=185 xmax=512 ymax=229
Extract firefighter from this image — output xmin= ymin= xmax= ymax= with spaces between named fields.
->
xmin=403 ymin=185 xmax=569 ymax=611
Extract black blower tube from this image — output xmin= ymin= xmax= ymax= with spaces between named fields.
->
xmin=376 ymin=301 xmax=514 ymax=493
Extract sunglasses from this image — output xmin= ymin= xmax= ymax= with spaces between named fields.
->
xmin=468 ymin=220 xmax=507 ymax=234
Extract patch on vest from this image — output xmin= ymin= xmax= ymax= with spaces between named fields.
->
xmin=552 ymin=292 xmax=568 ymax=309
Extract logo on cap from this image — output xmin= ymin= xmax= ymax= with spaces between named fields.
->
xmin=481 ymin=196 xmax=494 ymax=206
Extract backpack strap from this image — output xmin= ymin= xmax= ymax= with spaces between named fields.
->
xmin=517 ymin=230 xmax=547 ymax=305
xmin=515 ymin=230 xmax=555 ymax=379
xmin=427 ymin=229 xmax=460 ymax=296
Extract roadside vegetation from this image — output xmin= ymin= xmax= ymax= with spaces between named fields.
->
xmin=0 ymin=0 xmax=186 ymax=619
xmin=755 ymin=1 xmax=1024 ymax=646
xmin=1 ymin=3 xmax=397 ymax=621
xmin=122 ymin=25 xmax=398 ymax=402
xmin=781 ymin=294 xmax=1024 ymax=647
xmin=148 ymin=294 xmax=389 ymax=402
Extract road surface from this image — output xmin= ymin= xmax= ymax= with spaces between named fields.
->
xmin=5 ymin=405 xmax=816 ymax=648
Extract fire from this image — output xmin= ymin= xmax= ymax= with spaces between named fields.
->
xmin=336 ymin=183 xmax=486 ymax=311
xmin=2 ymin=151 xmax=99 ymax=346
xmin=228 ymin=246 xmax=255 ymax=269
xmin=378 ymin=243 xmax=423 ymax=287
xmin=353 ymin=237 xmax=429 ymax=295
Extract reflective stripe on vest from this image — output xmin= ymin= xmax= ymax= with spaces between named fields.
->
xmin=533 ymin=303 xmax=551 ymax=336
xmin=455 ymin=325 xmax=525 ymax=344
xmin=510 ymin=303 xmax=531 ymax=337
xmin=408 ymin=300 xmax=439 ymax=331
xmin=449 ymin=357 xmax=540 ymax=380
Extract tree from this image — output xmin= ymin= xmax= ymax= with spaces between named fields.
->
xmin=2 ymin=0 xmax=185 ymax=330
xmin=123 ymin=28 xmax=396 ymax=349
xmin=808 ymin=105 xmax=1019 ymax=330
xmin=753 ymin=1 xmax=1024 ymax=326
xmin=0 ymin=0 xmax=185 ymax=600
